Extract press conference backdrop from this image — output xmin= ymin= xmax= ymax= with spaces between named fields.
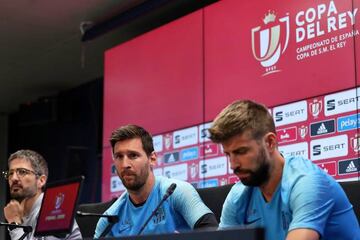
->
xmin=102 ymin=0 xmax=360 ymax=200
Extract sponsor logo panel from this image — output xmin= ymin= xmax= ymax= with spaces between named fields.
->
xmin=310 ymin=135 xmax=348 ymax=161
xmin=199 ymin=156 xmax=227 ymax=178
xmin=309 ymin=99 xmax=323 ymax=118
xmin=111 ymin=165 xmax=117 ymax=175
xmin=198 ymin=179 xmax=219 ymax=188
xmin=180 ymin=147 xmax=199 ymax=161
xmin=163 ymin=134 xmax=173 ymax=150
xmin=163 ymin=163 xmax=188 ymax=181
xmin=219 ymin=177 xmax=228 ymax=186
xmin=350 ymin=134 xmax=360 ymax=153
xmin=173 ymin=126 xmax=198 ymax=149
xmin=199 ymin=122 xmax=212 ymax=143
xmin=251 ymin=2 xmax=359 ymax=76
xmin=110 ymin=176 xmax=125 ymax=192
xmin=199 ymin=143 xmax=219 ymax=158
xmin=338 ymin=159 xmax=359 ymax=175
xmin=188 ymin=163 xmax=198 ymax=180
xmin=298 ymin=125 xmax=309 ymax=139
xmin=324 ymin=88 xmax=359 ymax=116
xmin=310 ymin=119 xmax=335 ymax=137
xmin=279 ymin=142 xmax=308 ymax=159
xmin=277 ymin=126 xmax=297 ymax=143
xmin=337 ymin=113 xmax=360 ymax=132
xmin=273 ymin=101 xmax=307 ymax=127
xmin=163 ymin=152 xmax=180 ymax=164
xmin=317 ymin=161 xmax=336 ymax=176
xmin=153 ymin=135 xmax=163 ymax=152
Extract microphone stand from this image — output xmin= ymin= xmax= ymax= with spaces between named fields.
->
xmin=0 ymin=222 xmax=32 ymax=240
xmin=76 ymin=211 xmax=119 ymax=238
xmin=137 ymin=183 xmax=177 ymax=235
xmin=99 ymin=219 xmax=117 ymax=239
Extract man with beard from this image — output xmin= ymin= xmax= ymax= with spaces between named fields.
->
xmin=209 ymin=100 xmax=359 ymax=240
xmin=3 ymin=149 xmax=82 ymax=239
xmin=94 ymin=125 xmax=217 ymax=238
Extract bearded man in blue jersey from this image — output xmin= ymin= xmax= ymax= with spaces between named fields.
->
xmin=95 ymin=124 xmax=218 ymax=238
xmin=209 ymin=100 xmax=359 ymax=240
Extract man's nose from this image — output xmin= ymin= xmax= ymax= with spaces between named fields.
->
xmin=122 ymin=156 xmax=132 ymax=168
xmin=9 ymin=173 xmax=20 ymax=181
xmin=228 ymin=155 xmax=239 ymax=170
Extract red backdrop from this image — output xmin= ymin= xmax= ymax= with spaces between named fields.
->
xmin=102 ymin=0 xmax=360 ymax=200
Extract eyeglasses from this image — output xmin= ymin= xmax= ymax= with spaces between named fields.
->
xmin=2 ymin=168 xmax=39 ymax=180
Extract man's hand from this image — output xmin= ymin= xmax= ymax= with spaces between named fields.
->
xmin=4 ymin=200 xmax=24 ymax=224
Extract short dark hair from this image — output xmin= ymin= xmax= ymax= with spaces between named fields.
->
xmin=209 ymin=100 xmax=276 ymax=143
xmin=110 ymin=124 xmax=154 ymax=156
xmin=8 ymin=149 xmax=48 ymax=191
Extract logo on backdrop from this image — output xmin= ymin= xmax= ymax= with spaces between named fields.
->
xmin=55 ymin=193 xmax=65 ymax=210
xmin=189 ymin=163 xmax=198 ymax=179
xmin=298 ymin=125 xmax=308 ymax=139
xmin=277 ymin=126 xmax=297 ymax=143
xmin=350 ymin=134 xmax=360 ymax=152
xmin=251 ymin=10 xmax=290 ymax=76
xmin=164 ymin=134 xmax=172 ymax=150
xmin=310 ymin=119 xmax=335 ymax=137
xmin=317 ymin=161 xmax=336 ymax=176
xmin=309 ymin=99 xmax=322 ymax=118
xmin=338 ymin=159 xmax=359 ymax=175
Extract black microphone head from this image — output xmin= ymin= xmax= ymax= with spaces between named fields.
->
xmin=76 ymin=211 xmax=88 ymax=217
xmin=166 ymin=183 xmax=177 ymax=196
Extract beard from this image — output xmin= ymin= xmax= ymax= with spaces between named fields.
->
xmin=119 ymin=162 xmax=150 ymax=191
xmin=10 ymin=184 xmax=37 ymax=202
xmin=234 ymin=146 xmax=270 ymax=187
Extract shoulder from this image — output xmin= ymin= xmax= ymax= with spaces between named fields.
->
xmin=281 ymin=156 xmax=330 ymax=196
xmin=283 ymin=156 xmax=321 ymax=176
xmin=104 ymin=192 xmax=128 ymax=215
xmin=281 ymin=156 xmax=337 ymax=206
xmin=157 ymin=176 xmax=195 ymax=195
xmin=95 ymin=193 xmax=128 ymax=237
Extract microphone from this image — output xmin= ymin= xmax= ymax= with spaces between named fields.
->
xmin=76 ymin=211 xmax=119 ymax=222
xmin=137 ymin=183 xmax=177 ymax=235
xmin=0 ymin=222 xmax=32 ymax=240
xmin=76 ymin=211 xmax=119 ymax=238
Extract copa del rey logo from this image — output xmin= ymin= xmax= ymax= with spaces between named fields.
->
xmin=251 ymin=11 xmax=290 ymax=76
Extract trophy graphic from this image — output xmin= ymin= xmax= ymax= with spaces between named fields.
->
xmin=351 ymin=134 xmax=360 ymax=152
xmin=164 ymin=134 xmax=172 ymax=150
xmin=309 ymin=99 xmax=322 ymax=118
xmin=298 ymin=125 xmax=308 ymax=139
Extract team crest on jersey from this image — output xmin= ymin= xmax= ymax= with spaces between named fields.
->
xmin=153 ymin=207 xmax=165 ymax=224
xmin=251 ymin=10 xmax=290 ymax=76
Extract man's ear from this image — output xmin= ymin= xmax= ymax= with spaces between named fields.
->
xmin=38 ymin=175 xmax=47 ymax=190
xmin=149 ymin=151 xmax=157 ymax=167
xmin=264 ymin=132 xmax=277 ymax=152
